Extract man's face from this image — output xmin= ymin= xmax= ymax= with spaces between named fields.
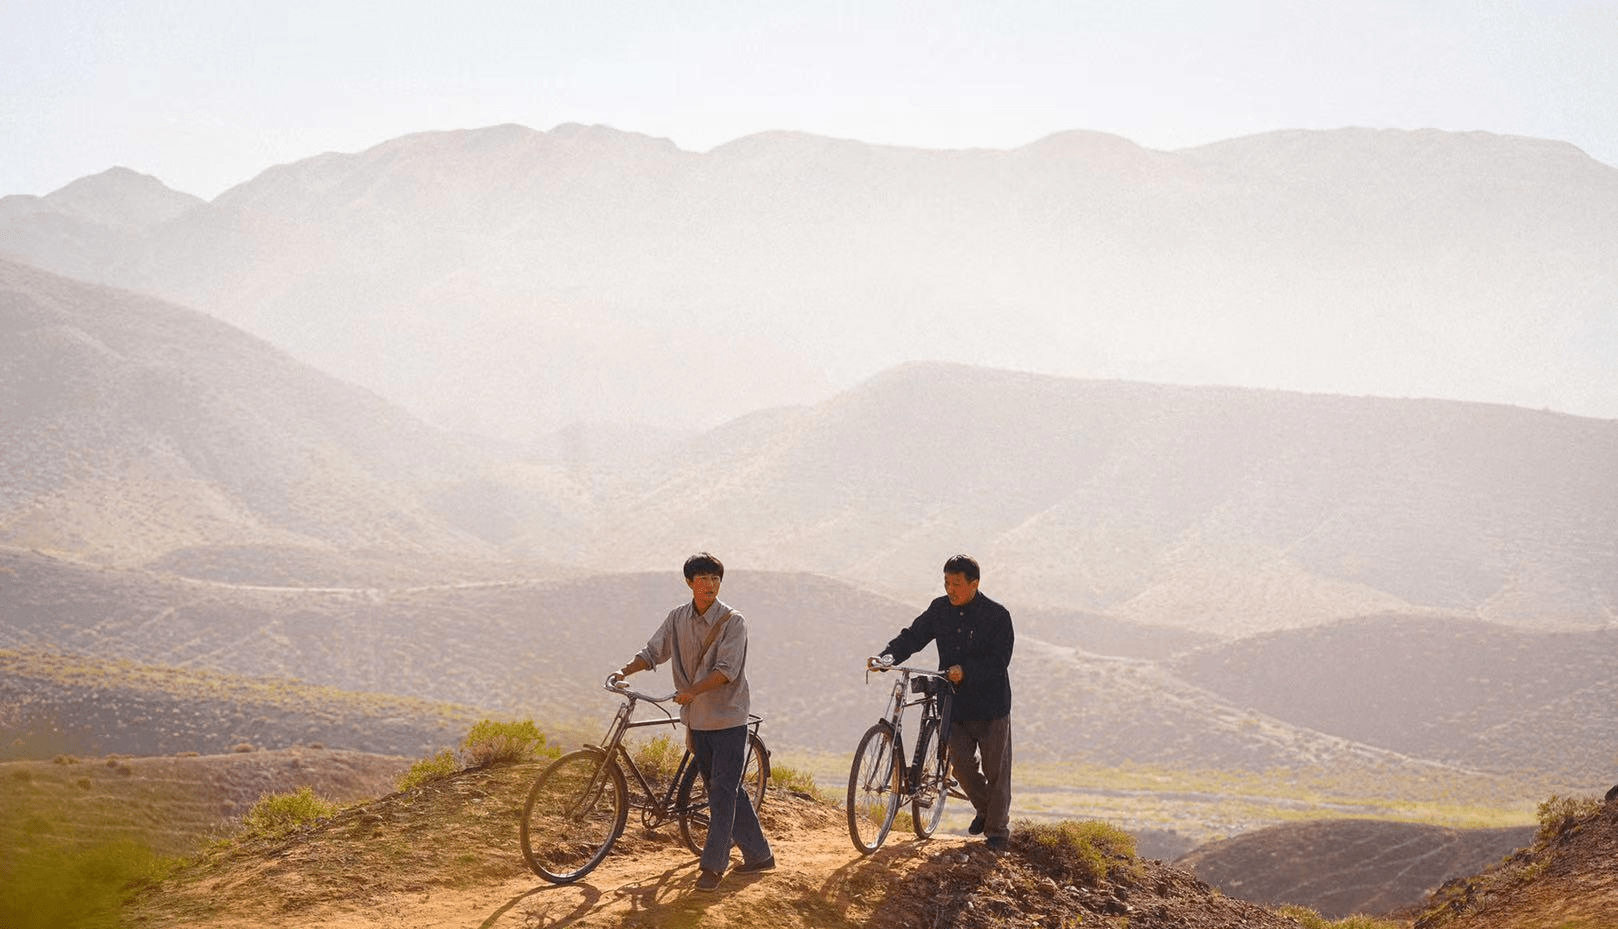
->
xmin=687 ymin=572 xmax=722 ymax=612
xmin=944 ymin=571 xmax=979 ymax=607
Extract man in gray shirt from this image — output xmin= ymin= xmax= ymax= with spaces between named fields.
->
xmin=612 ymin=552 xmax=773 ymax=892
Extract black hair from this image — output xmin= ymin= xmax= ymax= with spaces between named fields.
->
xmin=943 ymin=554 xmax=980 ymax=583
xmin=683 ymin=552 xmax=725 ymax=581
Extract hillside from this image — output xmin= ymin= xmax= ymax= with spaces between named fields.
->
xmin=1170 ymin=614 xmax=1618 ymax=774
xmin=7 ymin=549 xmax=1582 ymax=790
xmin=0 ymin=256 xmax=584 ymax=567
xmin=3 ymin=125 xmax=1614 ymax=436
xmin=571 ymin=363 xmax=1618 ymax=630
xmin=5 ymin=257 xmax=1615 ymax=635
xmin=1176 ymin=819 xmax=1534 ymax=918
xmin=1410 ymin=794 xmax=1618 ymax=928
xmin=0 ymin=747 xmax=408 ymax=862
xmin=0 ymin=648 xmax=481 ymax=760
xmin=121 ymin=761 xmax=1318 ymax=929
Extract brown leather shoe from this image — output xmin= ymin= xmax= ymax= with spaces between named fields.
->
xmin=735 ymin=855 xmax=775 ymax=873
xmin=696 ymin=868 xmax=723 ymax=891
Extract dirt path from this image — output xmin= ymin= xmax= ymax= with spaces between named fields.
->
xmin=165 ymin=791 xmax=974 ymax=929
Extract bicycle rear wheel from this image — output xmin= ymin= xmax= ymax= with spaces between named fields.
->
xmin=678 ymin=732 xmax=769 ymax=857
xmin=519 ymin=749 xmax=628 ymax=883
xmin=910 ymin=718 xmax=948 ymax=838
xmin=847 ymin=722 xmax=900 ymax=854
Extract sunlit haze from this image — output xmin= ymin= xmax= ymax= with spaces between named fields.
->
xmin=3 ymin=0 xmax=1615 ymax=199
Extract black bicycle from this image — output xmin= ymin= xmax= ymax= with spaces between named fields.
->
xmin=519 ymin=676 xmax=769 ymax=883
xmin=846 ymin=659 xmax=963 ymax=854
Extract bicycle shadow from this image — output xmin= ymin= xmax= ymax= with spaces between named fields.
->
xmin=816 ymin=837 xmax=957 ymax=917
xmin=479 ymin=861 xmax=716 ymax=928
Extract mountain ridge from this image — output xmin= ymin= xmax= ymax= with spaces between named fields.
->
xmin=3 ymin=124 xmax=1613 ymax=435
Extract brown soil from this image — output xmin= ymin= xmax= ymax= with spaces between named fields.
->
xmin=1409 ymin=799 xmax=1618 ymax=929
xmin=125 ymin=761 xmax=1312 ymax=929
xmin=1176 ymin=818 xmax=1535 ymax=918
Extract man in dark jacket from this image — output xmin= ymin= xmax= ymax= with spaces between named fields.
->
xmin=876 ymin=554 xmax=1014 ymax=850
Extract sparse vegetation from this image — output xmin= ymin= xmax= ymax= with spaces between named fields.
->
xmin=629 ymin=733 xmax=683 ymax=784
xmin=459 ymin=718 xmax=550 ymax=768
xmin=1276 ymin=905 xmax=1404 ymax=929
xmin=1014 ymin=818 xmax=1140 ymax=885
xmin=238 ymin=786 xmax=338 ymax=840
xmin=769 ymin=761 xmax=836 ymax=804
xmin=397 ymin=719 xmax=556 ymax=791
xmin=1534 ymin=793 xmax=1602 ymax=844
xmin=397 ymin=750 xmax=459 ymax=792
xmin=0 ymin=837 xmax=175 ymax=929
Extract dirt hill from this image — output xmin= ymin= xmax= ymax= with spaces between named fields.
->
xmin=1176 ymin=818 xmax=1534 ymax=918
xmin=126 ymin=762 xmax=1319 ymax=929
xmin=1409 ymin=794 xmax=1618 ymax=929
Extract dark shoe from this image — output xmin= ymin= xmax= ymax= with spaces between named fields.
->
xmin=735 ymin=854 xmax=775 ymax=873
xmin=968 ymin=812 xmax=986 ymax=835
xmin=985 ymin=835 xmax=1008 ymax=852
xmin=696 ymin=868 xmax=723 ymax=892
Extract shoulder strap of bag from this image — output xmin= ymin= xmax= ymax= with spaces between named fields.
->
xmin=694 ymin=607 xmax=734 ymax=667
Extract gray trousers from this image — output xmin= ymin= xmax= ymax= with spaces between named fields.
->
xmin=948 ymin=714 xmax=1013 ymax=839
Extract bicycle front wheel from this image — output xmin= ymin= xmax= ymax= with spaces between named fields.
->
xmin=847 ymin=722 xmax=901 ymax=854
xmin=519 ymin=749 xmax=628 ymax=883
xmin=677 ymin=731 xmax=769 ymax=857
xmin=910 ymin=718 xmax=948 ymax=838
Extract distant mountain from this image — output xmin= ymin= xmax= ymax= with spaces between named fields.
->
xmin=0 ymin=549 xmax=1462 ymax=777
xmin=3 ymin=259 xmax=1613 ymax=633
xmin=0 ymin=167 xmax=203 ymax=285
xmin=569 ymin=362 xmax=1618 ymax=632
xmin=2 ymin=124 xmax=1614 ymax=439
xmin=0 ymin=257 xmax=583 ymax=566
xmin=1170 ymin=614 xmax=1618 ymax=770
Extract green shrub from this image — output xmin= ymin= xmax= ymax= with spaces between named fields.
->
xmin=769 ymin=763 xmax=836 ymax=804
xmin=459 ymin=719 xmax=551 ymax=769
xmin=1016 ymin=819 xmax=1138 ymax=884
xmin=240 ymin=786 xmax=337 ymax=840
xmin=397 ymin=719 xmax=556 ymax=791
xmin=631 ymin=734 xmax=684 ymax=785
xmin=1535 ymin=793 xmax=1602 ymax=844
xmin=397 ymin=750 xmax=458 ymax=792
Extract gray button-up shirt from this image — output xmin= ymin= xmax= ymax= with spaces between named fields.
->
xmin=636 ymin=597 xmax=752 ymax=731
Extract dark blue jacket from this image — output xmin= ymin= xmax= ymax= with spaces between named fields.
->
xmin=883 ymin=591 xmax=1013 ymax=721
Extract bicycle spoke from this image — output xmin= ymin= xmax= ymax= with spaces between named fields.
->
xmin=520 ymin=750 xmax=628 ymax=883
xmin=847 ymin=723 xmax=900 ymax=854
xmin=910 ymin=719 xmax=948 ymax=838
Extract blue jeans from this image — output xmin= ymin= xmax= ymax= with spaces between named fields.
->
xmin=689 ymin=725 xmax=772 ymax=873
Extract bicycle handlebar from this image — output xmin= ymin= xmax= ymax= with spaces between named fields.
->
xmin=603 ymin=675 xmax=677 ymax=704
xmin=864 ymin=659 xmax=950 ymax=679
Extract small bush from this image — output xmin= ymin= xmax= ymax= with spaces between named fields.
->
xmin=1535 ymin=793 xmax=1602 ymax=843
xmin=397 ymin=750 xmax=458 ymax=792
xmin=460 ymin=719 xmax=551 ymax=769
xmin=1016 ymin=819 xmax=1138 ymax=885
xmin=770 ymin=763 xmax=836 ymax=804
xmin=240 ymin=786 xmax=337 ymax=840
xmin=631 ymin=734 xmax=684 ymax=785
xmin=231 ymin=743 xmax=256 ymax=754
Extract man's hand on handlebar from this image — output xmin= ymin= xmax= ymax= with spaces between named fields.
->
xmin=868 ymin=654 xmax=895 ymax=670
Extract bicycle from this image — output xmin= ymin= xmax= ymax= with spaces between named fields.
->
xmin=519 ymin=675 xmax=770 ymax=884
xmin=846 ymin=658 xmax=965 ymax=854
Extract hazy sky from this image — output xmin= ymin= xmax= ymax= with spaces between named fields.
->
xmin=3 ymin=0 xmax=1614 ymax=200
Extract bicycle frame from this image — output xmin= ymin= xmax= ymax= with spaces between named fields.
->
xmin=587 ymin=679 xmax=765 ymax=829
xmin=867 ymin=663 xmax=950 ymax=795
